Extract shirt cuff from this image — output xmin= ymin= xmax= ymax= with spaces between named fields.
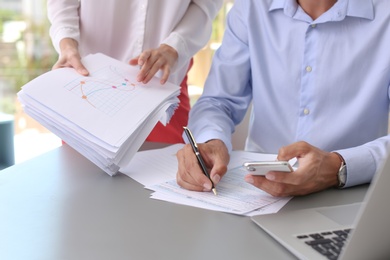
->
xmin=335 ymin=147 xmax=375 ymax=187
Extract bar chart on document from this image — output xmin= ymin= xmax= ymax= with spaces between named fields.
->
xmin=64 ymin=66 xmax=141 ymax=117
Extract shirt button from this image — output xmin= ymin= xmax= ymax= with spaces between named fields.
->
xmin=311 ymin=24 xmax=317 ymax=28
xmin=306 ymin=66 xmax=312 ymax=72
xmin=303 ymin=108 xmax=310 ymax=115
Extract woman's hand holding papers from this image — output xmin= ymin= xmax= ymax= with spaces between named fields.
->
xmin=52 ymin=38 xmax=89 ymax=76
xmin=176 ymin=139 xmax=229 ymax=192
xmin=53 ymin=39 xmax=178 ymax=86
xmin=129 ymin=44 xmax=178 ymax=85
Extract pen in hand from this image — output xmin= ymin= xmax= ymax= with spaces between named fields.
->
xmin=183 ymin=126 xmax=217 ymax=196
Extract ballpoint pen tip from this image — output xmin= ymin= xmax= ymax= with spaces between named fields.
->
xmin=212 ymin=188 xmax=217 ymax=196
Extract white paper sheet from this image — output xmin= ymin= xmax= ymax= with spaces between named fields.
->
xmin=122 ymin=144 xmax=293 ymax=216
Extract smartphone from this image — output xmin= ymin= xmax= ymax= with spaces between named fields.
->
xmin=243 ymin=161 xmax=293 ymax=176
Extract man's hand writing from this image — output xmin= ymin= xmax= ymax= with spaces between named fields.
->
xmin=176 ymin=139 xmax=229 ymax=192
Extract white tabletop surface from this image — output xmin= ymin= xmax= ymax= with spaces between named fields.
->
xmin=0 ymin=144 xmax=367 ymax=260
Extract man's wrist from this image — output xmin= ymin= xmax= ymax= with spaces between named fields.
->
xmin=333 ymin=152 xmax=347 ymax=188
xmin=205 ymin=139 xmax=224 ymax=146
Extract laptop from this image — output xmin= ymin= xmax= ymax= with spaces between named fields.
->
xmin=251 ymin=155 xmax=390 ymax=260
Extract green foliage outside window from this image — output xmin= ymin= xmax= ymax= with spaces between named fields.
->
xmin=0 ymin=5 xmax=57 ymax=114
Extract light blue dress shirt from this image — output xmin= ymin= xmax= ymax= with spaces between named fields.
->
xmin=187 ymin=0 xmax=390 ymax=187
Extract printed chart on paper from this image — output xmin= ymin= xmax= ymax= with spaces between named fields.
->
xmin=64 ymin=66 xmax=141 ymax=117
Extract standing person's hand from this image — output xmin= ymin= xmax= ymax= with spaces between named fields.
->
xmin=244 ymin=141 xmax=342 ymax=197
xmin=52 ymin=38 xmax=89 ymax=76
xmin=176 ymin=139 xmax=230 ymax=192
xmin=129 ymin=44 xmax=178 ymax=85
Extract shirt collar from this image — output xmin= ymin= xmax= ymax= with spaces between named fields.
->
xmin=346 ymin=0 xmax=374 ymax=20
xmin=269 ymin=0 xmax=374 ymax=21
xmin=269 ymin=0 xmax=296 ymax=17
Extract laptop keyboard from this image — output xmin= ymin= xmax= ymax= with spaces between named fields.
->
xmin=296 ymin=228 xmax=352 ymax=260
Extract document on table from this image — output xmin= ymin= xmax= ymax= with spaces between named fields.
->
xmin=121 ymin=144 xmax=293 ymax=216
xmin=17 ymin=53 xmax=180 ymax=175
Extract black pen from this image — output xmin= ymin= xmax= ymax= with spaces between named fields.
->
xmin=183 ymin=126 xmax=217 ymax=195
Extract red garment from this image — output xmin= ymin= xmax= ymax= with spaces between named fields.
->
xmin=145 ymin=59 xmax=193 ymax=144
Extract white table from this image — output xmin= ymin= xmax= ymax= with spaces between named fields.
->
xmin=0 ymin=144 xmax=367 ymax=260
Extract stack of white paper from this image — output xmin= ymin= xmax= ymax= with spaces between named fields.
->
xmin=17 ymin=53 xmax=180 ymax=175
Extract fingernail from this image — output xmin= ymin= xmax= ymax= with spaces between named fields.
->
xmin=212 ymin=174 xmax=220 ymax=184
xmin=80 ymin=69 xmax=88 ymax=75
xmin=203 ymin=183 xmax=212 ymax=191
xmin=265 ymin=173 xmax=275 ymax=181
xmin=245 ymin=175 xmax=254 ymax=184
